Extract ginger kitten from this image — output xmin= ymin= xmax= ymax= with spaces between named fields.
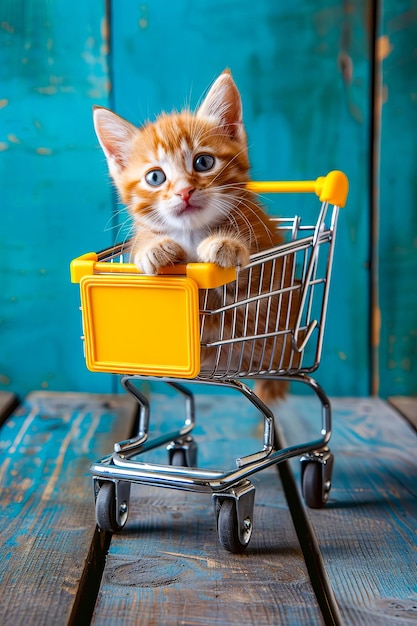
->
xmin=93 ymin=71 xmax=297 ymax=403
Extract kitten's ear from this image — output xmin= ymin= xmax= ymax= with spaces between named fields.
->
xmin=197 ymin=70 xmax=244 ymax=139
xmin=93 ymin=106 xmax=137 ymax=170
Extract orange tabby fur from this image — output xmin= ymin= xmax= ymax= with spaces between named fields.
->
xmin=93 ymin=70 xmax=298 ymax=404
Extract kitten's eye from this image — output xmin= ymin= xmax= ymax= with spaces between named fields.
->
xmin=194 ymin=154 xmax=215 ymax=172
xmin=145 ymin=169 xmax=166 ymax=186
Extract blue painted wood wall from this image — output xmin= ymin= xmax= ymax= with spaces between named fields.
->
xmin=0 ymin=1 xmax=415 ymax=399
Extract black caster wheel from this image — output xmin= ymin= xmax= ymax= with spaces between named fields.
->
xmin=169 ymin=449 xmax=188 ymax=467
xmin=216 ymin=498 xmax=252 ymax=553
xmin=301 ymin=453 xmax=333 ymax=509
xmin=95 ymin=481 xmax=129 ymax=532
xmin=168 ymin=437 xmax=197 ymax=467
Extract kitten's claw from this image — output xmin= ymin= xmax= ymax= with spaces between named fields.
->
xmin=134 ymin=239 xmax=187 ymax=274
xmin=197 ymin=236 xmax=250 ymax=268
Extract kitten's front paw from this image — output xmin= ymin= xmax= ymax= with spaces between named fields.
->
xmin=134 ymin=239 xmax=187 ymax=274
xmin=197 ymin=235 xmax=250 ymax=268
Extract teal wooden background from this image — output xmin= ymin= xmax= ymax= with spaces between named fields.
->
xmin=0 ymin=0 xmax=415 ymax=399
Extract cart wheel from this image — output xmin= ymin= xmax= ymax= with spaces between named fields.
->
xmin=217 ymin=499 xmax=252 ymax=553
xmin=170 ymin=449 xmax=188 ymax=467
xmin=95 ymin=481 xmax=129 ymax=532
xmin=168 ymin=438 xmax=197 ymax=467
xmin=302 ymin=460 xmax=331 ymax=509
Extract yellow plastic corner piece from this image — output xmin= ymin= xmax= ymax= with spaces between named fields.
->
xmin=70 ymin=253 xmax=98 ymax=283
xmin=317 ymin=170 xmax=349 ymax=207
xmin=185 ymin=263 xmax=236 ymax=289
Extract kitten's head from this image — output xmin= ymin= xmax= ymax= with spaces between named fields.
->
xmin=93 ymin=70 xmax=250 ymax=232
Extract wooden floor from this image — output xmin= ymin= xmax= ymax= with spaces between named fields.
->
xmin=0 ymin=387 xmax=416 ymax=625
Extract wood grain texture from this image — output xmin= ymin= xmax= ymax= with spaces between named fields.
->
xmin=91 ymin=391 xmax=323 ymax=626
xmin=0 ymin=0 xmax=114 ymax=396
xmin=279 ymin=396 xmax=417 ymax=625
xmin=0 ymin=391 xmax=136 ymax=626
xmin=110 ymin=0 xmax=371 ymax=396
xmin=377 ymin=2 xmax=417 ymax=396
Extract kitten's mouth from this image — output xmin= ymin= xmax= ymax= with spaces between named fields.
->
xmin=176 ymin=202 xmax=201 ymax=216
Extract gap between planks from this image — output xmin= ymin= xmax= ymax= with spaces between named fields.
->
xmin=0 ymin=391 xmax=138 ymax=626
xmin=279 ymin=396 xmax=417 ymax=626
xmin=388 ymin=396 xmax=417 ymax=432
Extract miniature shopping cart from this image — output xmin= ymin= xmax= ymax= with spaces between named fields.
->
xmin=71 ymin=170 xmax=348 ymax=553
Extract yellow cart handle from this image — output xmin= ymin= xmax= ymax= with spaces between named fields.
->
xmin=247 ymin=170 xmax=348 ymax=208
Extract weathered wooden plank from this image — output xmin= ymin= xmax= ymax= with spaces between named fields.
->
xmin=0 ymin=391 xmax=136 ymax=626
xmin=0 ymin=391 xmax=18 ymax=426
xmin=389 ymin=396 xmax=417 ymax=431
xmin=110 ymin=0 xmax=371 ymax=396
xmin=91 ymin=391 xmax=323 ymax=626
xmin=0 ymin=0 xmax=114 ymax=397
xmin=377 ymin=3 xmax=417 ymax=396
xmin=279 ymin=396 xmax=417 ymax=625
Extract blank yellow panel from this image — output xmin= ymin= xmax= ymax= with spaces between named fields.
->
xmin=80 ymin=274 xmax=200 ymax=378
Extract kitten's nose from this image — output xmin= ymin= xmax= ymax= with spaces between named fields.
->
xmin=177 ymin=187 xmax=195 ymax=203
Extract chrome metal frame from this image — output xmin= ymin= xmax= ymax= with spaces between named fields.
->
xmin=90 ymin=202 xmax=340 ymax=538
xmin=91 ymin=372 xmax=332 ymax=494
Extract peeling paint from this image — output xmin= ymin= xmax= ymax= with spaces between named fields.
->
xmin=36 ymin=86 xmax=58 ymax=95
xmin=348 ymin=100 xmax=363 ymax=124
xmin=0 ymin=374 xmax=10 ymax=386
xmin=0 ymin=99 xmax=8 ymax=109
xmin=88 ymin=89 xmax=102 ymax=99
xmin=7 ymin=134 xmax=20 ymax=144
xmin=401 ymin=358 xmax=411 ymax=371
xmin=1 ymin=21 xmax=14 ymax=34
xmin=372 ymin=307 xmax=381 ymax=348
xmin=338 ymin=51 xmax=353 ymax=84
xmin=138 ymin=5 xmax=149 ymax=29
xmin=376 ymin=35 xmax=393 ymax=61
xmin=388 ymin=335 xmax=396 ymax=355
xmin=0 ymin=142 xmax=9 ymax=151
xmin=101 ymin=16 xmax=109 ymax=54
xmin=36 ymin=147 xmax=53 ymax=155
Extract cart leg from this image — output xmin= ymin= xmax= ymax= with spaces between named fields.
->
xmin=166 ymin=381 xmax=196 ymax=431
xmin=165 ymin=381 xmax=198 ymax=466
xmin=208 ymin=379 xmax=276 ymax=468
xmin=112 ymin=376 xmax=151 ymax=454
xmin=116 ymin=376 xmax=198 ymax=459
